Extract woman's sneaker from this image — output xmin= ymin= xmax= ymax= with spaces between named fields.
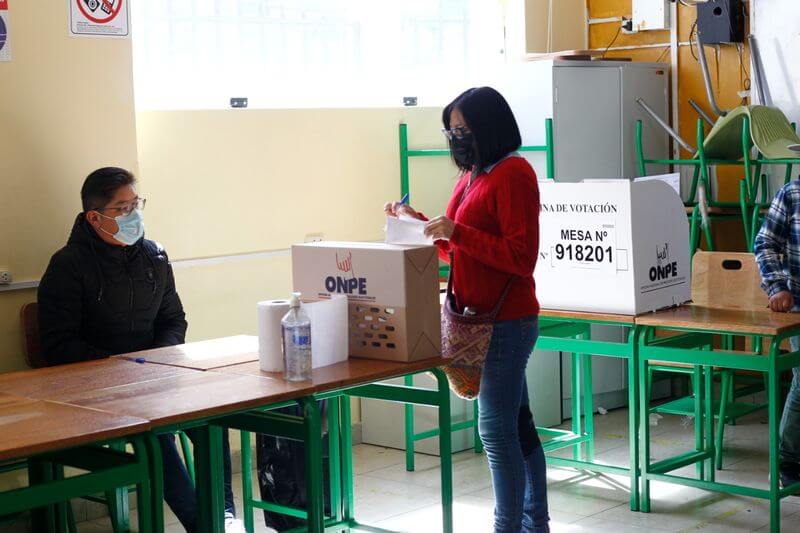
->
xmin=224 ymin=512 xmax=246 ymax=533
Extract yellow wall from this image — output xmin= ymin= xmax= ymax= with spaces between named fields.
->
xmin=0 ymin=1 xmax=139 ymax=372
xmin=136 ymin=106 xmax=453 ymax=345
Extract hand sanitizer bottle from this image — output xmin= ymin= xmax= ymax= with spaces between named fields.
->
xmin=281 ymin=292 xmax=312 ymax=381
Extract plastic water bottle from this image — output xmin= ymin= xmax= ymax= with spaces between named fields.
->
xmin=281 ymin=292 xmax=312 ymax=381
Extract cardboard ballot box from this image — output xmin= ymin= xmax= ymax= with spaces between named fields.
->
xmin=535 ymin=180 xmax=691 ymax=315
xmin=292 ymin=242 xmax=442 ymax=362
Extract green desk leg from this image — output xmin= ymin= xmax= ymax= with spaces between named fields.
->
xmin=298 ymin=397 xmax=325 ymax=533
xmin=144 ymin=433 xmax=165 ymax=533
xmin=432 ymin=368 xmax=454 ymax=533
xmin=715 ymin=371 xmax=732 ymax=470
xmin=131 ymin=436 xmax=154 ymax=533
xmin=240 ymin=430 xmax=254 ymax=533
xmin=768 ymin=346 xmax=781 ymax=533
xmin=404 ymin=374 xmax=415 ymax=472
xmin=638 ymin=336 xmax=652 ymax=513
xmin=29 ymin=458 xmax=57 ymax=533
xmin=704 ymin=366 xmax=715 ymax=482
xmin=693 ymin=365 xmax=705 ymax=481
xmin=629 ymin=326 xmax=641 ymax=512
xmin=571 ymin=352 xmax=583 ymax=461
xmin=194 ymin=424 xmax=225 ymax=533
xmin=581 ymin=353 xmax=595 ymax=462
xmin=341 ymin=396 xmax=355 ymax=523
xmin=328 ymin=396 xmax=343 ymax=523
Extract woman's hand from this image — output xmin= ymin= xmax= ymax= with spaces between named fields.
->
xmin=384 ymin=201 xmax=420 ymax=219
xmin=769 ymin=290 xmax=794 ymax=313
xmin=424 ymin=216 xmax=456 ymax=240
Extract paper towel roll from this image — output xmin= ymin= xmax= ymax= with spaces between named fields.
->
xmin=257 ymin=299 xmax=290 ymax=372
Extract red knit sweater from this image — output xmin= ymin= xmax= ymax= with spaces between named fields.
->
xmin=425 ymin=156 xmax=540 ymax=321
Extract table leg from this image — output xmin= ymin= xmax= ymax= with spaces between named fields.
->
xmin=693 ymin=365 xmax=705 ymax=481
xmin=340 ymin=396 xmax=355 ymax=523
xmin=130 ymin=436 xmax=153 ymax=533
xmin=404 ymin=375 xmax=415 ymax=472
xmin=629 ymin=327 xmax=641 ymax=512
xmin=433 ymin=368 xmax=454 ymax=533
xmin=704 ymin=366 xmax=715 ymax=482
xmin=581 ymin=353 xmax=595 ymax=462
xmin=144 ymin=432 xmax=164 ymax=533
xmin=328 ymin=396 xmax=343 ymax=523
xmin=193 ymin=424 xmax=225 ymax=533
xmin=299 ymin=397 xmax=325 ymax=533
xmin=638 ymin=349 xmax=652 ymax=513
xmin=28 ymin=457 xmax=56 ymax=533
xmin=572 ymin=352 xmax=582 ymax=461
xmin=768 ymin=354 xmax=781 ymax=533
xmin=240 ymin=430 xmax=254 ymax=533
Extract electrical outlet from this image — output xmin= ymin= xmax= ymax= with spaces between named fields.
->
xmin=621 ymin=17 xmax=636 ymax=34
xmin=304 ymin=233 xmax=325 ymax=243
xmin=0 ymin=269 xmax=11 ymax=285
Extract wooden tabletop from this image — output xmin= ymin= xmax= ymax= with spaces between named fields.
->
xmin=635 ymin=305 xmax=800 ymax=336
xmin=539 ymin=308 xmax=636 ymax=324
xmin=216 ymin=356 xmax=449 ymax=396
xmin=0 ymin=393 xmax=149 ymax=462
xmin=0 ymin=358 xmax=194 ymax=402
xmin=118 ymin=335 xmax=259 ymax=370
xmin=62 ymin=370 xmax=314 ymax=427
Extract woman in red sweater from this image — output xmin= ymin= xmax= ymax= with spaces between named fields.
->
xmin=385 ymin=87 xmax=548 ymax=533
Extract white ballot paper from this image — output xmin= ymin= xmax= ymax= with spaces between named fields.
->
xmin=634 ymin=172 xmax=681 ymax=196
xmin=385 ymin=215 xmax=434 ymax=245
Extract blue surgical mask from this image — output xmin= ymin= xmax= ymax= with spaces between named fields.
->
xmin=98 ymin=209 xmax=145 ymax=245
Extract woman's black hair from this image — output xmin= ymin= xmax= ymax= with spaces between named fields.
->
xmin=442 ymin=86 xmax=522 ymax=172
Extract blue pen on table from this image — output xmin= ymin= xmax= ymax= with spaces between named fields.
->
xmin=134 ymin=357 xmax=146 ymax=364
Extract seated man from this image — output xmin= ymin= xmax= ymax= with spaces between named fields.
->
xmin=38 ymin=167 xmax=241 ymax=532
xmin=755 ymin=180 xmax=800 ymax=490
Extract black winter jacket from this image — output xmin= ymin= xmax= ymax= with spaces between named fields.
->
xmin=38 ymin=214 xmax=187 ymax=366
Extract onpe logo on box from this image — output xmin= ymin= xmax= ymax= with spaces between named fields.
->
xmin=325 ymin=251 xmax=367 ymax=295
xmin=650 ymin=243 xmax=678 ymax=281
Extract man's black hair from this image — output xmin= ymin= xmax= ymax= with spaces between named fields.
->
xmin=81 ymin=167 xmax=136 ymax=212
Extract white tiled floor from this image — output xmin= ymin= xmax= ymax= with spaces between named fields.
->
xmin=8 ymin=405 xmax=800 ymax=532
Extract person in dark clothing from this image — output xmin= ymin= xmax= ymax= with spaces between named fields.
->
xmin=37 ymin=167 xmax=242 ymax=533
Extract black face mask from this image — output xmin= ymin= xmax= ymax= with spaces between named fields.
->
xmin=450 ymin=133 xmax=476 ymax=169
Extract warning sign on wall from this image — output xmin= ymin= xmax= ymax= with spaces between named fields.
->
xmin=0 ymin=0 xmax=10 ymax=62
xmin=69 ymin=0 xmax=129 ymax=38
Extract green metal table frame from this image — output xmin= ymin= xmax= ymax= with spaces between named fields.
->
xmin=214 ymin=368 xmax=453 ymax=533
xmin=637 ymin=323 xmax=800 ymax=533
xmin=0 ymin=435 xmax=155 ymax=533
xmin=535 ymin=315 xmax=643 ymax=512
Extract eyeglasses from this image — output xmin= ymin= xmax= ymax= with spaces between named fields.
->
xmin=441 ymin=127 xmax=472 ymax=141
xmin=97 ymin=198 xmax=146 ymax=216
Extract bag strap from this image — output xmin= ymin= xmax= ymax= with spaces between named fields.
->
xmin=446 ymin=251 xmax=517 ymax=320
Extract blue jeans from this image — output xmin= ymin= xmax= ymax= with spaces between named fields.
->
xmin=781 ymin=338 xmax=800 ymax=463
xmin=478 ymin=317 xmax=549 ymax=533
xmin=159 ymin=429 xmax=235 ymax=532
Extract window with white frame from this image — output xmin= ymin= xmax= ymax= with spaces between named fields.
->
xmin=131 ymin=0 xmax=506 ymax=110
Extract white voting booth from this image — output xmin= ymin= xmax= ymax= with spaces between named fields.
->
xmin=536 ymin=179 xmax=691 ymax=315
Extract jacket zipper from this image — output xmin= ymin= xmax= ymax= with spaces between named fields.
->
xmin=124 ymin=251 xmax=135 ymax=334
